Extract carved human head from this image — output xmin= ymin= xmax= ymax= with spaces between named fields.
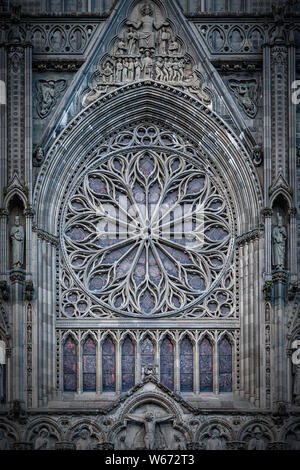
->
xmin=14 ymin=216 xmax=20 ymax=226
xmin=140 ymin=4 xmax=153 ymax=16
xmin=145 ymin=412 xmax=154 ymax=422
xmin=277 ymin=213 xmax=283 ymax=227
xmin=40 ymin=428 xmax=49 ymax=437
xmin=80 ymin=429 xmax=88 ymax=439
xmin=211 ymin=427 xmax=220 ymax=438
xmin=253 ymin=426 xmax=262 ymax=437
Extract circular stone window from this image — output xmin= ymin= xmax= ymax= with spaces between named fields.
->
xmin=61 ymin=149 xmax=234 ymax=317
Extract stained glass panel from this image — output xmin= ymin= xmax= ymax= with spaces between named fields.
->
xmin=160 ymin=337 xmax=174 ymax=390
xmin=121 ymin=337 xmax=135 ymax=392
xmin=102 ymin=336 xmax=116 ymax=392
xmin=141 ymin=337 xmax=154 ymax=369
xmin=82 ymin=337 xmax=96 ymax=392
xmin=63 ymin=336 xmax=77 ymax=392
xmin=199 ymin=338 xmax=213 ymax=392
xmin=180 ymin=337 xmax=193 ymax=392
xmin=219 ymin=337 xmax=232 ymax=392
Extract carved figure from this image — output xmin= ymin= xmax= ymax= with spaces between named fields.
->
xmin=36 ymin=79 xmax=67 ymax=119
xmin=247 ymin=426 xmax=266 ymax=450
xmin=272 ymin=213 xmax=287 ymax=269
xmin=10 ymin=216 xmax=24 ymax=268
xmin=126 ymin=411 xmax=173 ymax=450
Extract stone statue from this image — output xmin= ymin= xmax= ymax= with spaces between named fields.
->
xmin=34 ymin=428 xmax=51 ymax=450
xmin=10 ymin=216 xmax=24 ymax=268
xmin=102 ymin=62 xmax=114 ymax=83
xmin=116 ymin=58 xmax=123 ymax=83
xmin=126 ymin=3 xmax=169 ymax=52
xmin=272 ymin=4 xmax=287 ymax=41
xmin=293 ymin=363 xmax=300 ymax=406
xmin=247 ymin=426 xmax=266 ymax=450
xmin=272 ymin=213 xmax=287 ymax=270
xmin=168 ymin=38 xmax=180 ymax=56
xmin=160 ymin=27 xmax=171 ymax=55
xmin=76 ymin=429 xmax=92 ymax=450
xmin=205 ymin=427 xmax=224 ymax=450
xmin=289 ymin=428 xmax=300 ymax=450
xmin=134 ymin=58 xmax=142 ymax=80
xmin=126 ymin=411 xmax=173 ymax=450
xmin=123 ymin=58 xmax=129 ymax=82
xmin=116 ymin=38 xmax=127 ymax=55
xmin=142 ymin=51 xmax=153 ymax=78
xmin=128 ymin=58 xmax=135 ymax=81
xmin=127 ymin=27 xmax=138 ymax=55
xmin=0 ymin=429 xmax=9 ymax=450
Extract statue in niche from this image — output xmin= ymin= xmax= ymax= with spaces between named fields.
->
xmin=247 ymin=426 xmax=266 ymax=450
xmin=289 ymin=428 xmax=300 ymax=450
xmin=116 ymin=58 xmax=123 ymax=83
xmin=272 ymin=213 xmax=287 ymax=270
xmin=102 ymin=62 xmax=114 ymax=83
xmin=34 ymin=428 xmax=51 ymax=450
xmin=76 ymin=428 xmax=92 ymax=450
xmin=0 ymin=429 xmax=9 ymax=450
xmin=168 ymin=37 xmax=180 ymax=55
xmin=128 ymin=58 xmax=135 ymax=81
xmin=159 ymin=27 xmax=171 ymax=55
xmin=134 ymin=58 xmax=142 ymax=80
xmin=116 ymin=38 xmax=127 ymax=55
xmin=10 ymin=215 xmax=24 ymax=269
xmin=126 ymin=27 xmax=138 ymax=55
xmin=205 ymin=427 xmax=225 ymax=450
xmin=126 ymin=3 xmax=169 ymax=52
xmin=293 ymin=363 xmax=300 ymax=406
xmin=126 ymin=410 xmax=173 ymax=450
xmin=272 ymin=4 xmax=287 ymax=42
xmin=142 ymin=51 xmax=153 ymax=78
xmin=123 ymin=58 xmax=129 ymax=82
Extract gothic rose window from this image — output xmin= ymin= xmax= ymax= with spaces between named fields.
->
xmin=218 ymin=337 xmax=232 ymax=392
xmin=121 ymin=337 xmax=135 ymax=391
xmin=180 ymin=336 xmax=193 ymax=392
xmin=82 ymin=337 xmax=96 ymax=392
xmin=199 ymin=338 xmax=213 ymax=392
xmin=63 ymin=336 xmax=77 ymax=392
xmin=102 ymin=336 xmax=116 ymax=392
xmin=160 ymin=337 xmax=174 ymax=390
xmin=62 ymin=148 xmax=233 ymax=318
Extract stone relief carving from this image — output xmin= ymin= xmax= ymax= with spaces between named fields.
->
xmin=293 ymin=362 xmax=300 ymax=406
xmin=125 ymin=407 xmax=174 ymax=450
xmin=199 ymin=423 xmax=230 ymax=450
xmin=35 ymin=79 xmax=67 ymax=119
xmin=10 ymin=216 xmax=24 ymax=269
xmin=70 ymin=424 xmax=101 ymax=450
xmin=0 ymin=425 xmax=18 ymax=450
xmin=240 ymin=423 xmax=272 ymax=450
xmin=228 ymin=79 xmax=258 ymax=118
xmin=285 ymin=424 xmax=300 ymax=450
xmin=28 ymin=423 xmax=60 ymax=450
xmin=272 ymin=213 xmax=287 ymax=271
xmin=82 ymin=1 xmax=211 ymax=107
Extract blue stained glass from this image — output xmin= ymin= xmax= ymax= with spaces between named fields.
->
xmin=141 ymin=337 xmax=154 ymax=368
xmin=180 ymin=337 xmax=193 ymax=392
xmin=199 ymin=338 xmax=213 ymax=392
xmin=83 ymin=337 xmax=96 ymax=392
xmin=218 ymin=338 xmax=232 ymax=392
xmin=160 ymin=337 xmax=174 ymax=390
xmin=63 ymin=337 xmax=77 ymax=392
xmin=102 ymin=337 xmax=116 ymax=392
xmin=122 ymin=337 xmax=135 ymax=392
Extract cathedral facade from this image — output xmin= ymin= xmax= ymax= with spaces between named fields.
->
xmin=0 ymin=0 xmax=300 ymax=450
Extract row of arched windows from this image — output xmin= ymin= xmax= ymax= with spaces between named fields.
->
xmin=63 ymin=335 xmax=232 ymax=393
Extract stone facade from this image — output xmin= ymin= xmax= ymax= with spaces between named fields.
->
xmin=0 ymin=0 xmax=300 ymax=451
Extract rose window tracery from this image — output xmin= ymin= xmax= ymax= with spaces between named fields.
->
xmin=61 ymin=145 xmax=233 ymax=317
